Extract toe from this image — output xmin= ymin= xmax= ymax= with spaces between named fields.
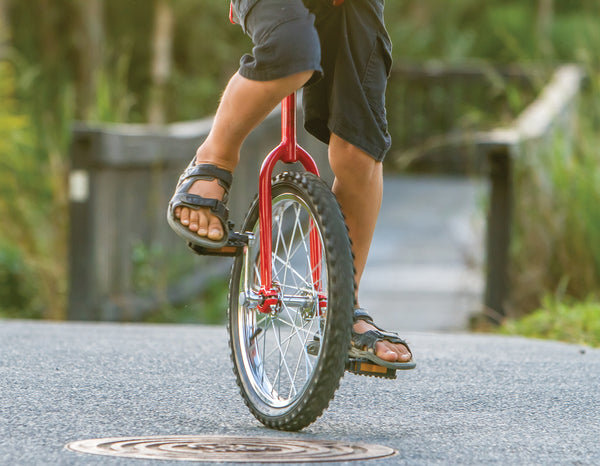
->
xmin=190 ymin=210 xmax=204 ymax=233
xmin=207 ymin=217 xmax=224 ymax=240
xmin=377 ymin=340 xmax=412 ymax=363
xmin=388 ymin=340 xmax=412 ymax=362
xmin=196 ymin=210 xmax=208 ymax=236
xmin=180 ymin=207 xmax=190 ymax=226
xmin=375 ymin=341 xmax=398 ymax=362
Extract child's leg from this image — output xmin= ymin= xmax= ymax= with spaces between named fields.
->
xmin=175 ymin=70 xmax=313 ymax=240
xmin=175 ymin=0 xmax=321 ymax=240
xmin=300 ymin=1 xmax=411 ymax=364
xmin=329 ymin=134 xmax=412 ymax=364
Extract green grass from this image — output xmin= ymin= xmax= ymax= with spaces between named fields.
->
xmin=499 ymin=297 xmax=600 ymax=348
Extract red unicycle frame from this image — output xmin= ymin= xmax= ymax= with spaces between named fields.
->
xmin=256 ymin=93 xmax=324 ymax=313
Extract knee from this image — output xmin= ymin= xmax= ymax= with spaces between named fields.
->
xmin=329 ymin=137 xmax=383 ymax=185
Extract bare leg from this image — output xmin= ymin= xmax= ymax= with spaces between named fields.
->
xmin=329 ymin=134 xmax=411 ymax=363
xmin=175 ymin=70 xmax=314 ymax=239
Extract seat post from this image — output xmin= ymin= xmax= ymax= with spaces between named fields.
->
xmin=280 ymin=93 xmax=297 ymax=163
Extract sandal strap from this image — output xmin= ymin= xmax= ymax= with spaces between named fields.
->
xmin=169 ymin=161 xmax=232 ymax=228
xmin=170 ymin=193 xmax=229 ymax=222
xmin=353 ymin=307 xmax=374 ymax=324
xmin=178 ymin=163 xmax=233 ymax=191
xmin=351 ymin=329 xmax=409 ymax=354
xmin=351 ymin=307 xmax=411 ymax=353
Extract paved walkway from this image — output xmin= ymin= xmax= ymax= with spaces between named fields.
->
xmin=3 ymin=175 xmax=599 ymax=465
xmin=1 ymin=320 xmax=598 ymax=465
xmin=361 ymin=174 xmax=486 ymax=332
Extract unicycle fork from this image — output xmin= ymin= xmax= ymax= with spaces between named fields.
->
xmin=255 ymin=93 xmax=325 ymax=314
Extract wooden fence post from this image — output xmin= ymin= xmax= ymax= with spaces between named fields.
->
xmin=484 ymin=146 xmax=513 ymax=320
xmin=68 ymin=129 xmax=101 ymax=320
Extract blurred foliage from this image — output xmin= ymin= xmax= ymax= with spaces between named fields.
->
xmin=0 ymin=58 xmax=69 ymax=319
xmin=510 ymin=89 xmax=600 ymax=314
xmin=0 ymin=243 xmax=36 ymax=319
xmin=499 ymin=295 xmax=600 ymax=348
xmin=142 ymin=276 xmax=228 ymax=325
xmin=387 ymin=0 xmax=600 ymax=64
xmin=1 ymin=0 xmax=600 ymax=320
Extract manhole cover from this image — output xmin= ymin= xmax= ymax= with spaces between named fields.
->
xmin=66 ymin=435 xmax=396 ymax=463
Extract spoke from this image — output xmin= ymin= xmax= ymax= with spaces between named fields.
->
xmin=287 ymin=204 xmax=303 ymax=264
xmin=272 ymin=205 xmax=312 ymax=283
xmin=264 ymin=312 xmax=318 ymax=379
xmin=268 ymin=317 xmax=296 ymax=398
xmin=271 ymin=311 xmax=318 ymax=343
xmin=263 ymin=321 xmax=305 ymax=360
xmin=273 ymin=238 xmax=312 ymax=286
xmin=272 ymin=235 xmax=324 ymax=295
xmin=273 ymin=205 xmax=321 ymax=395
xmin=273 ymin=255 xmax=313 ymax=291
xmin=273 ymin=209 xmax=288 ymax=266
xmin=287 ymin=315 xmax=319 ymax=397
xmin=276 ymin=313 xmax=316 ymax=400
xmin=272 ymin=201 xmax=294 ymax=259
xmin=280 ymin=218 xmax=311 ymax=266
xmin=290 ymin=315 xmax=318 ymax=380
xmin=280 ymin=204 xmax=300 ymax=293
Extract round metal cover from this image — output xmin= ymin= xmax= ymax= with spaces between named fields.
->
xmin=66 ymin=435 xmax=397 ymax=463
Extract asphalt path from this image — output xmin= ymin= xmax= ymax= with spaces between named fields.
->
xmin=1 ymin=320 xmax=599 ymax=465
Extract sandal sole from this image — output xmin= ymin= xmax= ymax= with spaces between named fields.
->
xmin=167 ymin=211 xmax=229 ymax=249
xmin=348 ymin=347 xmax=416 ymax=370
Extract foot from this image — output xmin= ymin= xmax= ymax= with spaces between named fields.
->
xmin=173 ymin=156 xmax=230 ymax=242
xmin=352 ymin=319 xmax=412 ymax=363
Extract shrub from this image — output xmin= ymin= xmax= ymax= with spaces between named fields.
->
xmin=500 ymin=296 xmax=600 ymax=348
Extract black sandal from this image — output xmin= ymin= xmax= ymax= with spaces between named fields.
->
xmin=167 ymin=160 xmax=233 ymax=249
xmin=348 ymin=308 xmax=416 ymax=371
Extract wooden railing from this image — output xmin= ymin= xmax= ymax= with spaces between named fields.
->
xmin=389 ymin=64 xmax=585 ymax=318
xmin=67 ymin=64 xmax=585 ymax=321
xmin=476 ymin=65 xmax=584 ymax=318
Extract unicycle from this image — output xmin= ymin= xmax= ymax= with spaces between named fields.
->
xmin=185 ymin=91 xmax=408 ymax=429
xmin=227 ymin=93 xmax=354 ymax=431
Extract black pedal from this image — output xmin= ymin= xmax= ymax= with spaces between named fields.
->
xmin=187 ymin=230 xmax=249 ymax=257
xmin=346 ymin=358 xmax=397 ymax=380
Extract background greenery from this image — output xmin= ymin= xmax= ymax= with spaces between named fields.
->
xmin=1 ymin=1 xmax=599 ymax=333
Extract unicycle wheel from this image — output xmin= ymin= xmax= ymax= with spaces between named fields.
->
xmin=228 ymin=171 xmax=354 ymax=431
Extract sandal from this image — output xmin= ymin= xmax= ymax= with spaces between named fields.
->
xmin=348 ymin=308 xmax=416 ymax=371
xmin=167 ymin=160 xmax=233 ymax=249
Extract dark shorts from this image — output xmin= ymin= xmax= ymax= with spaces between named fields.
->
xmin=231 ymin=0 xmax=392 ymax=161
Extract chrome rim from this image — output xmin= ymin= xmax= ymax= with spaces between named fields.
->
xmin=236 ymin=193 xmax=327 ymax=410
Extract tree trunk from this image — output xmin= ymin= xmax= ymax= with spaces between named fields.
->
xmin=0 ymin=0 xmax=9 ymax=56
xmin=76 ymin=0 xmax=104 ymax=119
xmin=148 ymin=0 xmax=174 ymax=125
xmin=537 ymin=0 xmax=554 ymax=59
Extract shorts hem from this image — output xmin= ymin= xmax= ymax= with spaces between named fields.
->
xmin=328 ymin=121 xmax=389 ymax=162
xmin=239 ymin=62 xmax=323 ymax=83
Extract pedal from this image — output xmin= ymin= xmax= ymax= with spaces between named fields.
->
xmin=346 ymin=358 xmax=397 ymax=380
xmin=187 ymin=229 xmax=249 ymax=257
